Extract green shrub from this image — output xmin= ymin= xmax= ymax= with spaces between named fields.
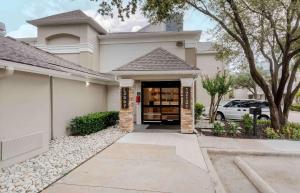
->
xmin=69 ymin=111 xmax=119 ymax=135
xmin=282 ymin=123 xmax=300 ymax=140
xmin=241 ymin=114 xmax=253 ymax=134
xmin=213 ymin=122 xmax=225 ymax=136
xmin=290 ymin=104 xmax=300 ymax=112
xmin=195 ymin=103 xmax=205 ymax=120
xmin=265 ymin=127 xmax=280 ymax=139
xmin=226 ymin=122 xmax=238 ymax=136
xmin=257 ymin=119 xmax=271 ymax=126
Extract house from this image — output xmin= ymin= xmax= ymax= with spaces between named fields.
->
xmin=0 ymin=10 xmax=223 ymax=168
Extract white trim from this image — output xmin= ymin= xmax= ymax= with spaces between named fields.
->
xmin=112 ymin=70 xmax=200 ymax=76
xmin=118 ymin=79 xmax=134 ymax=87
xmin=180 ymin=78 xmax=194 ymax=87
xmin=36 ymin=43 xmax=94 ymax=54
xmin=0 ymin=60 xmax=117 ymax=85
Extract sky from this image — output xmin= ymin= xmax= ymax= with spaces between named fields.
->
xmin=0 ymin=0 xmax=215 ymax=41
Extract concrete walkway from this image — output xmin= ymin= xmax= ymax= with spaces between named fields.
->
xmin=43 ymin=133 xmax=214 ymax=193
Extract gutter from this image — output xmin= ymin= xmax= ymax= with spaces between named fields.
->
xmin=0 ymin=60 xmax=118 ymax=85
xmin=111 ymin=70 xmax=200 ymax=76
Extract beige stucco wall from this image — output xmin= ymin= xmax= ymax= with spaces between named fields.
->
xmin=99 ymin=41 xmax=186 ymax=73
xmin=37 ymin=24 xmax=88 ymax=44
xmin=36 ymin=24 xmax=100 ymax=71
xmin=55 ymin=53 xmax=80 ymax=64
xmin=107 ymin=85 xmax=120 ymax=111
xmin=52 ymin=78 xmax=107 ymax=137
xmin=0 ymin=71 xmax=50 ymax=168
xmin=196 ymin=53 xmax=224 ymax=107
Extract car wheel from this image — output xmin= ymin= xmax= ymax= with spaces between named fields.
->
xmin=215 ymin=112 xmax=224 ymax=121
xmin=258 ymin=115 xmax=269 ymax=120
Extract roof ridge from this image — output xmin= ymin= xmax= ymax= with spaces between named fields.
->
xmin=156 ymin=47 xmax=197 ymax=69
xmin=113 ymin=47 xmax=200 ymax=71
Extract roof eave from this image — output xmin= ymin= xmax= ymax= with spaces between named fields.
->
xmin=98 ymin=30 xmax=202 ymax=40
xmin=111 ymin=70 xmax=201 ymax=76
xmin=27 ymin=18 xmax=107 ymax=35
xmin=0 ymin=59 xmax=117 ymax=84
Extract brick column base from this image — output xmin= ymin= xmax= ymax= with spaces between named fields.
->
xmin=180 ymin=86 xmax=194 ymax=134
xmin=119 ymin=87 xmax=134 ymax=132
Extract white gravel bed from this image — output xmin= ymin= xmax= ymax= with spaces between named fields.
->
xmin=0 ymin=126 xmax=126 ymax=193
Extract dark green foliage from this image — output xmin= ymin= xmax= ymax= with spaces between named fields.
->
xmin=290 ymin=104 xmax=300 ymax=112
xmin=241 ymin=114 xmax=253 ymax=135
xmin=69 ymin=111 xmax=119 ymax=135
xmin=195 ymin=103 xmax=205 ymax=120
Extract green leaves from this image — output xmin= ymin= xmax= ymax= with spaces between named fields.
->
xmin=69 ymin=111 xmax=119 ymax=135
xmin=195 ymin=102 xmax=205 ymax=120
xmin=201 ymin=71 xmax=233 ymax=98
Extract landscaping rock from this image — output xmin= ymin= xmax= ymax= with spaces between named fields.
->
xmin=0 ymin=126 xmax=125 ymax=193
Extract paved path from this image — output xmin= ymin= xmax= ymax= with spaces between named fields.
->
xmin=43 ymin=133 xmax=214 ymax=193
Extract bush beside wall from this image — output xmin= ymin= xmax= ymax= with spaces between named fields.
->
xmin=69 ymin=111 xmax=119 ymax=135
xmin=290 ymin=104 xmax=300 ymax=112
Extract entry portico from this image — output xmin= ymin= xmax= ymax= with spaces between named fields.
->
xmin=112 ymin=48 xmax=200 ymax=133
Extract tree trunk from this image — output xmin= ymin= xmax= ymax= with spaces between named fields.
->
xmin=209 ymin=96 xmax=215 ymax=123
xmin=253 ymin=86 xmax=258 ymax=99
xmin=269 ymin=102 xmax=283 ymax=131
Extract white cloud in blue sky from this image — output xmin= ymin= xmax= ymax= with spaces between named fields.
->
xmin=1 ymin=0 xmax=215 ymax=40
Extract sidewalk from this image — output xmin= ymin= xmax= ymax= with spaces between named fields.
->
xmin=42 ymin=133 xmax=214 ymax=193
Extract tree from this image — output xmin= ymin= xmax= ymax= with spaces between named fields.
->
xmin=201 ymin=71 xmax=233 ymax=123
xmin=233 ymin=72 xmax=258 ymax=99
xmin=94 ymin=0 xmax=300 ymax=130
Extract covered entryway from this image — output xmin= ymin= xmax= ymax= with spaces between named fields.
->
xmin=142 ymin=81 xmax=180 ymax=125
xmin=112 ymin=48 xmax=200 ymax=133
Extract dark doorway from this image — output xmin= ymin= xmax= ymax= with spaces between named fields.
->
xmin=141 ymin=81 xmax=180 ymax=125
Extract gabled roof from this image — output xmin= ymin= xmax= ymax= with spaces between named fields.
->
xmin=27 ymin=10 xmax=107 ymax=34
xmin=113 ymin=48 xmax=200 ymax=72
xmin=0 ymin=36 xmax=114 ymax=81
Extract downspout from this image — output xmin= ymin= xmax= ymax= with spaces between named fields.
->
xmin=50 ymin=76 xmax=54 ymax=140
xmin=0 ymin=66 xmax=14 ymax=79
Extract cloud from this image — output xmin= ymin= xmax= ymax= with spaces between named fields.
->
xmin=84 ymin=9 xmax=148 ymax=32
xmin=7 ymin=23 xmax=37 ymax=38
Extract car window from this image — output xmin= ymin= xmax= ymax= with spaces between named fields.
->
xmin=240 ymin=101 xmax=251 ymax=108
xmin=225 ymin=100 xmax=241 ymax=107
xmin=258 ymin=101 xmax=269 ymax=108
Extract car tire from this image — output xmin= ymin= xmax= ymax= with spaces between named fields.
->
xmin=258 ymin=115 xmax=269 ymax=120
xmin=215 ymin=112 xmax=225 ymax=121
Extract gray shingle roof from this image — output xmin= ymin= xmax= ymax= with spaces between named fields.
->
xmin=0 ymin=36 xmax=113 ymax=80
xmin=113 ymin=48 xmax=199 ymax=71
xmin=27 ymin=10 xmax=107 ymax=34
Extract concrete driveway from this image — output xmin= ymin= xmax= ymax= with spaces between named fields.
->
xmin=42 ymin=133 xmax=214 ymax=193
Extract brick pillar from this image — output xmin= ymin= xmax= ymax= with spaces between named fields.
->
xmin=180 ymin=78 xmax=194 ymax=134
xmin=119 ymin=79 xmax=135 ymax=132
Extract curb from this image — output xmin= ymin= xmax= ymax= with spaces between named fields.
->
xmin=234 ymin=156 xmax=277 ymax=193
xmin=201 ymin=148 xmax=227 ymax=193
xmin=207 ymin=148 xmax=300 ymax=157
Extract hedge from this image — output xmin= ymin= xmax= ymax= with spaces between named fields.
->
xmin=290 ymin=104 xmax=300 ymax=112
xmin=69 ymin=111 xmax=119 ymax=135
